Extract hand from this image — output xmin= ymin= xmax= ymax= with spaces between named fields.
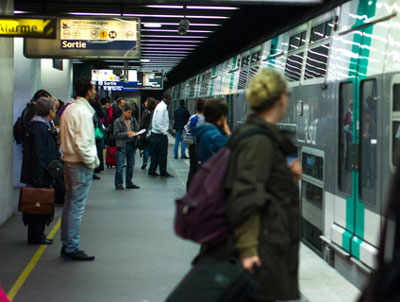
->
xmin=241 ymin=256 xmax=261 ymax=274
xmin=128 ymin=131 xmax=135 ymax=137
xmin=288 ymin=158 xmax=302 ymax=181
xmin=223 ymin=116 xmax=231 ymax=135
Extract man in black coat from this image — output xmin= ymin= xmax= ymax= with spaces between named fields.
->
xmin=173 ymin=99 xmax=190 ymax=159
xmin=21 ymin=97 xmax=59 ymax=245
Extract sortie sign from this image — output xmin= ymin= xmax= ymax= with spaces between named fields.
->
xmin=0 ymin=17 xmax=56 ymax=38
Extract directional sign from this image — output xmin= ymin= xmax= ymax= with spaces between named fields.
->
xmin=0 ymin=17 xmax=56 ymax=38
xmin=24 ymin=17 xmax=140 ymax=59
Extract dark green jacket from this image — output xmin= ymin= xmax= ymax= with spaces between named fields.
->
xmin=197 ymin=114 xmax=300 ymax=301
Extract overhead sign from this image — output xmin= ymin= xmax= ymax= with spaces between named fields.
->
xmin=0 ymin=17 xmax=56 ymax=38
xmin=24 ymin=17 xmax=140 ymax=59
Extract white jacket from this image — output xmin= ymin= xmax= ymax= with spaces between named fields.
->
xmin=60 ymin=97 xmax=99 ymax=169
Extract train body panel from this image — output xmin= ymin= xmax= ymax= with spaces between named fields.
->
xmin=166 ymin=0 xmax=400 ymax=288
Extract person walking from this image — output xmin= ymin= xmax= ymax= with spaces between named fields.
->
xmin=20 ymin=97 xmax=58 ymax=245
xmin=196 ymin=68 xmax=302 ymax=301
xmin=139 ymin=97 xmax=157 ymax=170
xmin=113 ymin=103 xmax=140 ymax=190
xmin=173 ymin=99 xmax=190 ymax=159
xmin=60 ymin=78 xmax=99 ymax=261
xmin=148 ymin=94 xmax=173 ymax=177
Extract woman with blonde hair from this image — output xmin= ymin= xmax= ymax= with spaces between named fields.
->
xmin=197 ymin=68 xmax=302 ymax=301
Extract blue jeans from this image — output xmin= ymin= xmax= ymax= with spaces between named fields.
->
xmin=174 ymin=129 xmax=186 ymax=158
xmin=115 ymin=142 xmax=136 ymax=188
xmin=61 ymin=163 xmax=94 ymax=253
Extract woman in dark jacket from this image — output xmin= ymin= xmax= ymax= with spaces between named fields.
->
xmin=21 ymin=97 xmax=59 ymax=245
xmin=191 ymin=98 xmax=231 ymax=164
xmin=198 ymin=68 xmax=301 ymax=301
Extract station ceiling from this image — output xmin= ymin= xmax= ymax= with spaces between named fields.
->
xmin=14 ymin=0 xmax=347 ymax=88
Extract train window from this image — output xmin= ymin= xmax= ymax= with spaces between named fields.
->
xmin=393 ymin=84 xmax=400 ymax=111
xmin=302 ymin=153 xmax=323 ymax=181
xmin=289 ymin=31 xmax=306 ymax=51
xmin=301 ymin=180 xmax=323 ymax=252
xmin=338 ymin=82 xmax=353 ymax=195
xmin=311 ymin=19 xmax=334 ymax=43
xmin=304 ymin=44 xmax=330 ymax=80
xmin=241 ymin=55 xmax=250 ymax=68
xmin=284 ymin=52 xmax=304 ymax=82
xmin=251 ymin=51 xmax=261 ymax=64
xmin=359 ymin=79 xmax=378 ymax=206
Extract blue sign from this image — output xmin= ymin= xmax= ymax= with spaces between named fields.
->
xmin=61 ymin=40 xmax=136 ymax=50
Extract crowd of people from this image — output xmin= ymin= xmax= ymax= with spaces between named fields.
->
xmin=13 ymin=67 xmax=398 ymax=301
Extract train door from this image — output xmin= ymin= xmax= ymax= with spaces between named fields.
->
xmin=336 ymin=22 xmax=384 ymax=269
xmin=232 ymin=93 xmax=248 ymax=129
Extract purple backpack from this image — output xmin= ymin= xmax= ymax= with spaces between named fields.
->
xmin=174 ymin=127 xmax=271 ymax=245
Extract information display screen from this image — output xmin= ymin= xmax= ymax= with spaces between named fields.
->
xmin=91 ymin=69 xmax=163 ymax=90
xmin=24 ymin=17 xmax=140 ymax=59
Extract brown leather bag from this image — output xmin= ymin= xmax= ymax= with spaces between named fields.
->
xmin=18 ymin=187 xmax=55 ymax=214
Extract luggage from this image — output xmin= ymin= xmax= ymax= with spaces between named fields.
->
xmin=18 ymin=187 xmax=55 ymax=214
xmin=166 ymin=257 xmax=256 ymax=302
xmin=174 ymin=127 xmax=271 ymax=245
xmin=106 ymin=146 xmax=117 ymax=168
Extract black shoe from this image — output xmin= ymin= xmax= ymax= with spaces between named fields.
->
xmin=141 ymin=164 xmax=147 ymax=170
xmin=60 ymin=245 xmax=66 ymax=258
xmin=160 ymin=172 xmax=174 ymax=177
xmin=115 ymin=185 xmax=124 ymax=190
xmin=126 ymin=184 xmax=140 ymax=189
xmin=93 ymin=174 xmax=101 ymax=180
xmin=181 ymin=155 xmax=189 ymax=159
xmin=174 ymin=156 xmax=178 ymax=159
xmin=148 ymin=172 xmax=159 ymax=176
xmin=64 ymin=250 xmax=95 ymax=261
xmin=28 ymin=238 xmax=53 ymax=245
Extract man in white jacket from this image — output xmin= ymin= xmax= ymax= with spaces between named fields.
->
xmin=60 ymin=79 xmax=99 ymax=261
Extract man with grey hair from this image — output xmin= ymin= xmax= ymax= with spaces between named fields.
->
xmin=20 ymin=97 xmax=58 ymax=245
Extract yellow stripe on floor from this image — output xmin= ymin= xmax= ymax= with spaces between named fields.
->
xmin=7 ymin=218 xmax=61 ymax=301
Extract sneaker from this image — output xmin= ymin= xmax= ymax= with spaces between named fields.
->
xmin=126 ymin=184 xmax=140 ymax=189
xmin=181 ymin=155 xmax=189 ymax=159
xmin=115 ymin=186 xmax=124 ymax=190
xmin=64 ymin=250 xmax=95 ymax=261
xmin=160 ymin=172 xmax=174 ymax=177
xmin=148 ymin=172 xmax=159 ymax=176
xmin=93 ymin=174 xmax=101 ymax=180
xmin=174 ymin=156 xmax=178 ymax=159
xmin=141 ymin=164 xmax=147 ymax=170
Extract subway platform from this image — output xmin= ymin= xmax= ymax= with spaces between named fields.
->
xmin=0 ymin=137 xmax=361 ymax=302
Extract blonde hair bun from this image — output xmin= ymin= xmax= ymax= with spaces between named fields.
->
xmin=246 ymin=68 xmax=287 ymax=110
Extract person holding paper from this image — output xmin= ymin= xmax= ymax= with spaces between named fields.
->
xmin=113 ymin=103 xmax=140 ymax=190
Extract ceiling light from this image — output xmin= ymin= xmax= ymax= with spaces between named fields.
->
xmin=140 ymin=59 xmax=150 ymax=62
xmin=141 ymin=44 xmax=198 ymax=47
xmin=14 ymin=10 xmax=31 ymax=14
xmin=141 ymin=40 xmax=202 ymax=43
xmin=141 ymin=50 xmax=190 ymax=53
xmin=146 ymin=5 xmax=184 ymax=9
xmin=143 ymin=23 xmax=162 ymax=28
xmin=142 ymin=29 xmax=213 ymax=33
xmin=141 ymin=35 xmax=206 ymax=39
xmin=142 ymin=22 xmax=221 ymax=27
xmin=69 ymin=12 xmax=122 ymax=16
xmin=187 ymin=6 xmax=239 ymax=10
xmin=123 ymin=13 xmax=229 ymax=20
xmin=141 ymin=47 xmax=196 ymax=50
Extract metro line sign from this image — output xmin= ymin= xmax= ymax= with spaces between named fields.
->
xmin=0 ymin=17 xmax=56 ymax=38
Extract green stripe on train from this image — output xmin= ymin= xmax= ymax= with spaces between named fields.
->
xmin=343 ymin=0 xmax=377 ymax=259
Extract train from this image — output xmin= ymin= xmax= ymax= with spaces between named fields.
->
xmin=165 ymin=0 xmax=400 ymax=289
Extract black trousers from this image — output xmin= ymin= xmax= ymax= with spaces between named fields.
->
xmin=23 ymin=213 xmax=52 ymax=242
xmin=186 ymin=144 xmax=199 ymax=190
xmin=149 ymin=133 xmax=168 ymax=174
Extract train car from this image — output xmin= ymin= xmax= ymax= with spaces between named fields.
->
xmin=166 ymin=0 xmax=400 ymax=289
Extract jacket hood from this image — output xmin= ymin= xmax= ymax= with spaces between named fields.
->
xmin=191 ymin=123 xmax=221 ymax=138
